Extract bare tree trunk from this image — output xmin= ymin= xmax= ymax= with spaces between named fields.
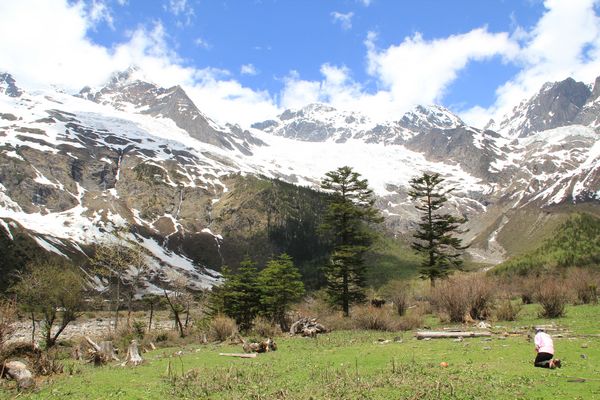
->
xmin=30 ymin=312 xmax=35 ymax=345
xmin=114 ymin=278 xmax=120 ymax=332
xmin=148 ymin=302 xmax=154 ymax=332
xmin=127 ymin=293 xmax=133 ymax=328
xmin=163 ymin=290 xmax=185 ymax=338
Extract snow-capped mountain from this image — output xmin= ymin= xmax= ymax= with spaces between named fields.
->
xmin=1 ymin=69 xmax=599 ymax=288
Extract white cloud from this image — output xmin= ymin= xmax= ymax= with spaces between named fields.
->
xmin=461 ymin=0 xmax=600 ymax=127
xmin=194 ymin=37 xmax=211 ymax=49
xmin=357 ymin=0 xmax=372 ymax=6
xmin=240 ymin=64 xmax=258 ymax=76
xmin=331 ymin=11 xmax=354 ymax=31
xmin=88 ymin=0 xmax=114 ymax=29
xmin=0 ymin=0 xmax=278 ymax=127
xmin=281 ymin=27 xmax=519 ymax=121
xmin=165 ymin=0 xmax=194 ymax=26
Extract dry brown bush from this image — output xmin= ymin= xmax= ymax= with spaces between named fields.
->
xmin=380 ymin=280 xmax=411 ymax=316
xmin=467 ymin=274 xmax=496 ymax=320
xmin=535 ymin=278 xmax=571 ymax=318
xmin=494 ymin=299 xmax=522 ymax=321
xmin=397 ymin=309 xmax=424 ymax=331
xmin=251 ymin=316 xmax=281 ymax=337
xmin=430 ymin=274 xmax=497 ymax=323
xmin=566 ymin=268 xmax=598 ymax=305
xmin=209 ymin=315 xmax=238 ymax=342
xmin=430 ymin=277 xmax=471 ymax=323
xmin=517 ymin=275 xmax=538 ymax=304
xmin=352 ymin=305 xmax=397 ymax=331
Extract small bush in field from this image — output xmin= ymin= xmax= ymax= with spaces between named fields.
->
xmin=430 ymin=278 xmax=470 ymax=323
xmin=518 ymin=276 xmax=538 ymax=304
xmin=467 ymin=275 xmax=496 ymax=320
xmin=209 ymin=315 xmax=238 ymax=342
xmin=494 ymin=300 xmax=522 ymax=321
xmin=381 ymin=280 xmax=411 ymax=316
xmin=251 ymin=316 xmax=280 ymax=337
xmin=397 ymin=310 xmax=424 ymax=331
xmin=154 ymin=332 xmax=170 ymax=342
xmin=132 ymin=321 xmax=146 ymax=339
xmin=352 ymin=305 xmax=396 ymax=331
xmin=566 ymin=268 xmax=598 ymax=304
xmin=535 ymin=279 xmax=570 ymax=318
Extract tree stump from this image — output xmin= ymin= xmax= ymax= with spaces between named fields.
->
xmin=2 ymin=361 xmax=34 ymax=390
xmin=85 ymin=337 xmax=119 ymax=365
xmin=123 ymin=340 xmax=143 ymax=366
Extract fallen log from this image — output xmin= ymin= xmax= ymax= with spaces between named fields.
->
xmin=2 ymin=360 xmax=34 ymax=390
xmin=416 ymin=331 xmax=492 ymax=340
xmin=219 ymin=353 xmax=258 ymax=359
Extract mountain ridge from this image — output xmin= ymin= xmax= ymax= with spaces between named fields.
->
xmin=0 ymin=69 xmax=599 ymax=290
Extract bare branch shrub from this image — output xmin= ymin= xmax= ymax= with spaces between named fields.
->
xmin=380 ymin=280 xmax=411 ymax=316
xmin=467 ymin=274 xmax=496 ymax=320
xmin=430 ymin=277 xmax=470 ymax=323
xmin=251 ymin=316 xmax=280 ymax=338
xmin=566 ymin=268 xmax=598 ymax=305
xmin=209 ymin=314 xmax=237 ymax=342
xmin=494 ymin=300 xmax=522 ymax=321
xmin=535 ymin=278 xmax=571 ymax=318
xmin=352 ymin=305 xmax=396 ymax=331
xmin=397 ymin=309 xmax=424 ymax=331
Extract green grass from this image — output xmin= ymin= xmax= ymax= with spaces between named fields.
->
xmin=3 ymin=303 xmax=599 ymax=399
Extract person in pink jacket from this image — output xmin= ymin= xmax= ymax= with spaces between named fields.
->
xmin=534 ymin=328 xmax=561 ymax=368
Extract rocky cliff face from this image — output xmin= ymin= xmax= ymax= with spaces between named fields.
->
xmin=496 ymin=77 xmax=594 ymax=137
xmin=0 ymin=70 xmax=599 ymax=289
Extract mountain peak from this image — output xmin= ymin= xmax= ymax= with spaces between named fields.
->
xmin=0 ymin=72 xmax=23 ymax=98
xmin=498 ymin=76 xmax=591 ymax=137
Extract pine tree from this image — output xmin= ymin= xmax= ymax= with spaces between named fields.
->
xmin=320 ymin=166 xmax=383 ymax=316
xmin=220 ymin=257 xmax=262 ymax=331
xmin=409 ymin=172 xmax=467 ymax=286
xmin=258 ymin=253 xmax=305 ymax=331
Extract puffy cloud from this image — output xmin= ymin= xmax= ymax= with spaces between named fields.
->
xmin=240 ymin=64 xmax=258 ymax=76
xmin=461 ymin=0 xmax=600 ymax=126
xmin=331 ymin=11 xmax=354 ymax=31
xmin=281 ymin=27 xmax=519 ymax=121
xmin=0 ymin=0 xmax=278 ymax=127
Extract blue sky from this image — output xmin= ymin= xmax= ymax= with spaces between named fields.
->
xmin=1 ymin=0 xmax=600 ymax=127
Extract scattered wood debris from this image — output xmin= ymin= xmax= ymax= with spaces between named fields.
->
xmin=219 ymin=353 xmax=257 ymax=359
xmin=416 ymin=331 xmax=492 ymax=340
xmin=289 ymin=318 xmax=327 ymax=337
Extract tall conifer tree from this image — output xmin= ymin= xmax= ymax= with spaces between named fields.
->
xmin=320 ymin=166 xmax=382 ymax=316
xmin=409 ymin=172 xmax=467 ymax=286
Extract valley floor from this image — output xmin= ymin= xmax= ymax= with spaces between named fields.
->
xmin=2 ymin=304 xmax=600 ymax=399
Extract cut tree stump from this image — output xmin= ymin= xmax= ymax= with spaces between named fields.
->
xmin=122 ymin=340 xmax=143 ymax=366
xmin=416 ymin=331 xmax=492 ymax=340
xmin=2 ymin=360 xmax=34 ymax=390
xmin=85 ymin=336 xmax=119 ymax=365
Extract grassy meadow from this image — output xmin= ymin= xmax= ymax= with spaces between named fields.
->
xmin=2 ymin=303 xmax=598 ymax=400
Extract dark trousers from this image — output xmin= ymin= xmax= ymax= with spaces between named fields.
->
xmin=534 ymin=352 xmax=553 ymax=368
